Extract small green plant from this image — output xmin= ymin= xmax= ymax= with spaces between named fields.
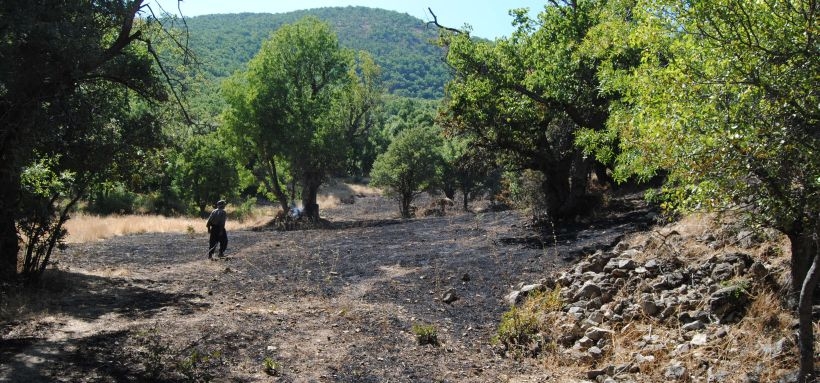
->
xmin=720 ymin=277 xmax=751 ymax=298
xmin=231 ymin=197 xmax=257 ymax=222
xmin=262 ymin=357 xmax=280 ymax=376
xmin=412 ymin=323 xmax=439 ymax=346
xmin=494 ymin=288 xmax=562 ymax=356
xmin=134 ymin=327 xmax=170 ymax=379
xmin=177 ymin=348 xmax=223 ymax=383
xmin=495 ymin=305 xmax=540 ymax=348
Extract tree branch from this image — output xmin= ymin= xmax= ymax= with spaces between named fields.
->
xmin=426 ymin=8 xmax=465 ymax=35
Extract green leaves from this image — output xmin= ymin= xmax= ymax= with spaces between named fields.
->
xmin=222 ymin=16 xmax=383 ymax=216
xmin=370 ymin=126 xmax=445 ymax=217
xmin=586 ymin=0 xmax=818 ymax=232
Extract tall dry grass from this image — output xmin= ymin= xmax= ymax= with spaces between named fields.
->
xmin=64 ymin=209 xmax=272 ymax=243
xmin=64 ymin=182 xmax=382 ymax=243
xmin=64 ymin=214 xmax=201 ymax=243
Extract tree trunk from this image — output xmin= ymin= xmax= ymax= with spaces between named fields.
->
xmin=789 ymin=231 xmax=818 ymax=303
xmin=301 ymin=176 xmax=321 ymax=222
xmin=400 ymin=192 xmax=413 ymax=218
xmin=798 ymin=243 xmax=818 ymax=383
xmin=540 ymin=151 xmax=592 ymax=221
xmin=0 ymin=212 xmax=18 ymax=282
xmin=0 ymin=170 xmax=20 ymax=282
xmin=262 ymin=158 xmax=290 ymax=215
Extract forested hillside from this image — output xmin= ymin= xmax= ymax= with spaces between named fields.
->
xmin=184 ymin=7 xmax=451 ymax=99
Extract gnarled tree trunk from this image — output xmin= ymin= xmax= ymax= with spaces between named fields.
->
xmin=300 ymin=174 xmax=322 ymax=222
xmin=0 ymin=161 xmax=20 ymax=282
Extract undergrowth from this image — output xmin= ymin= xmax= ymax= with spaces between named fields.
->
xmin=494 ymin=287 xmax=562 ymax=357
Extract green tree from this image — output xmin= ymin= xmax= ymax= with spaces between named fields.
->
xmin=0 ymin=0 xmax=175 ymax=282
xmin=223 ymin=16 xmax=380 ymax=221
xmin=335 ymin=52 xmax=385 ymax=178
xmin=580 ymin=0 xmax=818 ymax=379
xmin=370 ymin=126 xmax=445 ymax=218
xmin=441 ymin=138 xmax=497 ymax=211
xmin=436 ymin=1 xmax=615 ymax=221
xmin=174 ymin=134 xmax=240 ymax=215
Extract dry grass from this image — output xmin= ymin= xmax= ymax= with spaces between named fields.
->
xmin=532 ymin=212 xmax=805 ymax=381
xmin=317 ymin=181 xmax=383 ymax=209
xmin=64 ymin=209 xmax=271 ymax=243
xmin=64 ymin=182 xmax=381 ymax=243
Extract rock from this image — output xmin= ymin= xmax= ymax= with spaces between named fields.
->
xmin=736 ymin=230 xmax=757 ymax=248
xmin=708 ymin=368 xmax=733 ymax=382
xmin=585 ymin=327 xmax=613 ymax=342
xmin=613 ymin=241 xmax=630 ymax=253
xmin=587 ymin=346 xmax=603 ymax=359
xmin=641 ymin=297 xmax=661 ymax=317
xmin=681 ymin=320 xmax=706 ymax=332
xmin=664 ymin=271 xmax=687 ymax=289
xmin=673 ymin=343 xmax=691 ymax=355
xmin=587 ymin=365 xmax=614 ymax=380
xmin=622 ymin=248 xmax=641 ymax=258
xmin=761 ymin=337 xmax=792 ymax=358
xmin=575 ymin=282 xmax=603 ymax=300
xmin=441 ymin=289 xmax=459 ymax=304
xmin=664 ymin=360 xmax=688 ymax=380
xmin=504 ymin=291 xmax=521 ymax=306
xmin=634 ymin=353 xmax=655 ymax=364
xmin=587 ymin=310 xmax=605 ymax=324
xmin=577 ymin=336 xmax=595 ymax=349
xmin=748 ymin=262 xmax=768 ymax=279
xmin=690 ymin=333 xmax=708 ymax=346
xmin=711 ymin=262 xmax=735 ymax=281
xmin=520 ymin=283 xmax=544 ymax=294
xmin=710 ymin=285 xmax=749 ymax=321
xmin=618 ymin=259 xmax=636 ymax=270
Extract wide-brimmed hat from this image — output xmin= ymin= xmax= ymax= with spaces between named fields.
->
xmin=216 ymin=200 xmax=226 ymax=207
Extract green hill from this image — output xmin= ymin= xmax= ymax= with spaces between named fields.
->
xmin=184 ymin=7 xmax=452 ymax=99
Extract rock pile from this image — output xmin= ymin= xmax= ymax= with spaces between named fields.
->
xmin=502 ymin=225 xmax=797 ymax=382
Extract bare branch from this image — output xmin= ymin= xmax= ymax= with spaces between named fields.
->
xmin=426 ymin=8 xmax=464 ymax=35
xmin=141 ymin=38 xmax=196 ymax=125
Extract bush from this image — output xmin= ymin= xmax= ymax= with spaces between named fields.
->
xmin=494 ymin=288 xmax=562 ymax=357
xmin=86 ymin=183 xmax=136 ymax=215
xmin=229 ymin=197 xmax=257 ymax=222
xmin=411 ymin=323 xmax=439 ymax=346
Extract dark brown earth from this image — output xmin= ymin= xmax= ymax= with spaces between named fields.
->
xmin=0 ymin=195 xmax=652 ymax=382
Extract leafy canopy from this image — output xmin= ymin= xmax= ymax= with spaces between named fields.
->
xmin=370 ymin=126 xmax=445 ymax=218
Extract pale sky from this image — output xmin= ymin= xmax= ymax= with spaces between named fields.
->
xmin=145 ymin=0 xmax=547 ymax=39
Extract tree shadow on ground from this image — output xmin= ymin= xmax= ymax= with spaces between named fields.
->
xmin=0 ymin=269 xmax=209 ymax=382
xmin=2 ymin=268 xmax=208 ymax=322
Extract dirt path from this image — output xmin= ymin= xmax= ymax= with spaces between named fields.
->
xmin=1 ymin=197 xmax=649 ymax=382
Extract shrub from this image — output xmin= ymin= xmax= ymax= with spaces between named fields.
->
xmin=262 ymin=357 xmax=280 ymax=376
xmin=87 ymin=183 xmax=136 ymax=215
xmin=411 ymin=323 xmax=439 ymax=346
xmin=494 ymin=288 xmax=562 ymax=356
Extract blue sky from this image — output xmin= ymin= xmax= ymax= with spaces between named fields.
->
xmin=145 ymin=0 xmax=547 ymax=39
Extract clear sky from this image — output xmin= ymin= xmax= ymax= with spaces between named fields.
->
xmin=145 ymin=0 xmax=547 ymax=39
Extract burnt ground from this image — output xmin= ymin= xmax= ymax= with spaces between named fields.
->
xmin=0 ymin=195 xmax=653 ymax=382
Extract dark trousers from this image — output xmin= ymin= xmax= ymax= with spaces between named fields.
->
xmin=209 ymin=226 xmax=228 ymax=257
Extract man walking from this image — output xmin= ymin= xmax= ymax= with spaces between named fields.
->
xmin=206 ymin=200 xmax=228 ymax=259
